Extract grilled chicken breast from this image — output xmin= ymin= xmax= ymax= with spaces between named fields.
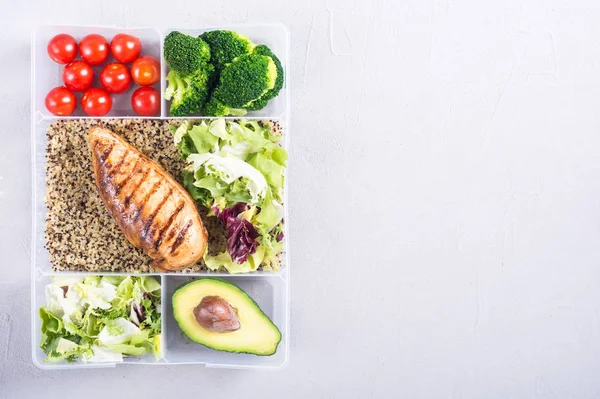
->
xmin=89 ymin=126 xmax=207 ymax=271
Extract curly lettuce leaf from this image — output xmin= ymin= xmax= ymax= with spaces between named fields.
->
xmin=39 ymin=276 xmax=162 ymax=363
xmin=182 ymin=169 xmax=209 ymax=204
xmin=247 ymin=153 xmax=285 ymax=200
xmin=258 ymin=233 xmax=284 ymax=272
xmin=174 ymin=119 xmax=287 ymax=272
xmin=140 ymin=276 xmax=161 ymax=295
xmin=204 ymin=246 xmax=266 ymax=274
xmin=254 ymin=190 xmax=284 ymax=232
xmin=40 ymin=307 xmax=64 ymax=351
xmin=188 ymin=152 xmax=268 ymax=202
xmin=223 ymin=179 xmax=253 ymax=204
xmin=187 ymin=122 xmax=218 ymax=154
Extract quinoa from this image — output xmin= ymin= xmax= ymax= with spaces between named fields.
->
xmin=44 ymin=118 xmax=281 ymax=273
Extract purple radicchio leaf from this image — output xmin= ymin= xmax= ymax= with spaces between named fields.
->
xmin=130 ymin=300 xmax=145 ymax=326
xmin=216 ymin=203 xmax=249 ymax=223
xmin=226 ymin=217 xmax=260 ymax=264
xmin=216 ymin=203 xmax=259 ymax=264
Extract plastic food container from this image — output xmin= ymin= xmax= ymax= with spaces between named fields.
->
xmin=30 ymin=24 xmax=290 ymax=370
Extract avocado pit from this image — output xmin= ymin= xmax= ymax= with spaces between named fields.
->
xmin=193 ymin=296 xmax=241 ymax=333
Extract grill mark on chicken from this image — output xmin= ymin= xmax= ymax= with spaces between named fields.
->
xmin=153 ymin=201 xmax=185 ymax=251
xmin=132 ymin=179 xmax=162 ymax=223
xmin=166 ymin=224 xmax=178 ymax=242
xmin=123 ymin=168 xmax=150 ymax=209
xmin=99 ymin=143 xmax=115 ymax=164
xmin=108 ymin=150 xmax=130 ymax=179
xmin=141 ymin=188 xmax=173 ymax=241
xmin=170 ymin=220 xmax=193 ymax=254
xmin=114 ymin=156 xmax=142 ymax=196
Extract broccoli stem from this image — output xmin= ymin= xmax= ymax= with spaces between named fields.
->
xmin=229 ymin=108 xmax=247 ymax=116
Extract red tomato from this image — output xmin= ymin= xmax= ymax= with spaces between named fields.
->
xmin=79 ymin=34 xmax=109 ymax=65
xmin=47 ymin=34 xmax=78 ymax=64
xmin=110 ymin=34 xmax=142 ymax=63
xmin=131 ymin=87 xmax=160 ymax=116
xmin=45 ymin=87 xmax=77 ymax=116
xmin=100 ymin=63 xmax=131 ymax=93
xmin=81 ymin=88 xmax=112 ymax=116
xmin=131 ymin=56 xmax=160 ymax=86
xmin=62 ymin=61 xmax=94 ymax=92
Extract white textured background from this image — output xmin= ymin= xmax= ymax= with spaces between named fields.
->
xmin=2 ymin=0 xmax=600 ymax=397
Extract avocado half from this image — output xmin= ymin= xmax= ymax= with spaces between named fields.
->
xmin=172 ymin=278 xmax=282 ymax=356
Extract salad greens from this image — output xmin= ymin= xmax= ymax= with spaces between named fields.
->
xmin=173 ymin=119 xmax=286 ymax=273
xmin=39 ymin=276 xmax=161 ymax=363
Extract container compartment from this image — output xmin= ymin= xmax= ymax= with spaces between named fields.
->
xmin=33 ymin=117 xmax=288 ymax=276
xmin=32 ymin=273 xmax=165 ymax=369
xmin=33 ymin=26 xmax=163 ymax=118
xmin=162 ymin=274 xmax=288 ymax=369
xmin=162 ymin=23 xmax=289 ymax=119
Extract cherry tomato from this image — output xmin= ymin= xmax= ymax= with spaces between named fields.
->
xmin=47 ymin=34 xmax=78 ymax=64
xmin=81 ymin=88 xmax=112 ymax=116
xmin=100 ymin=63 xmax=131 ymax=94
xmin=62 ymin=61 xmax=94 ymax=92
xmin=45 ymin=87 xmax=76 ymax=116
xmin=131 ymin=87 xmax=160 ymax=116
xmin=110 ymin=34 xmax=142 ymax=63
xmin=79 ymin=34 xmax=109 ymax=65
xmin=131 ymin=56 xmax=160 ymax=86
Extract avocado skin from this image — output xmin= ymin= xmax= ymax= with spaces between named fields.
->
xmin=172 ymin=278 xmax=282 ymax=356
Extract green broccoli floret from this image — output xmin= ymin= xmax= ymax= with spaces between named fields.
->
xmin=218 ymin=54 xmax=276 ymax=107
xmin=203 ymin=54 xmax=276 ymax=117
xmin=200 ymin=30 xmax=255 ymax=72
xmin=203 ymin=99 xmax=247 ymax=117
xmin=164 ymin=31 xmax=211 ymax=75
xmin=245 ymin=45 xmax=284 ymax=111
xmin=165 ymin=66 xmax=214 ymax=116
